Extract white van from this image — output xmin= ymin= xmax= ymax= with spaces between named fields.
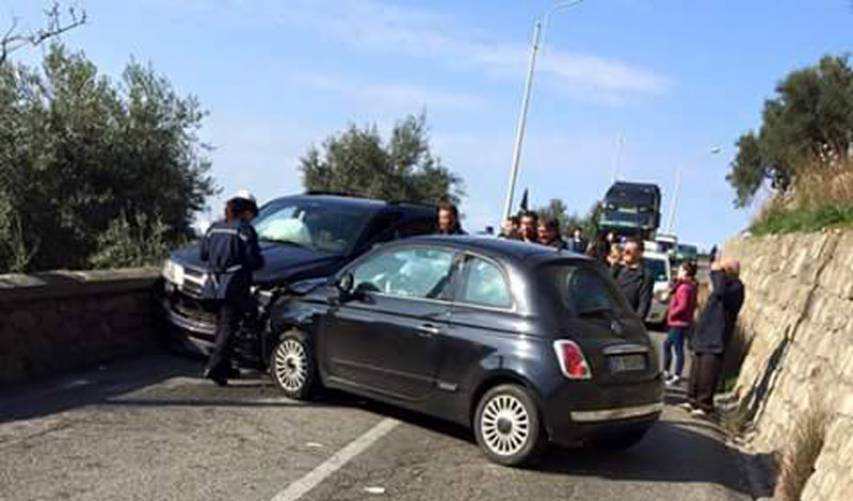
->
xmin=643 ymin=250 xmax=672 ymax=326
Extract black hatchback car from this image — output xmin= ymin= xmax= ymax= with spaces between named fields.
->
xmin=266 ymin=236 xmax=664 ymax=466
xmin=157 ymin=193 xmax=437 ymax=359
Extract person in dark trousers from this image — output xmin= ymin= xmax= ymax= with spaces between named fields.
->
xmin=615 ymin=237 xmax=654 ymax=319
xmin=200 ymin=191 xmax=265 ymax=386
xmin=519 ymin=210 xmax=539 ymax=243
xmin=435 ymin=199 xmax=466 ymax=235
xmin=537 ymin=217 xmax=568 ymax=249
xmin=685 ymin=258 xmax=745 ymax=416
xmin=663 ymin=261 xmax=699 ymax=386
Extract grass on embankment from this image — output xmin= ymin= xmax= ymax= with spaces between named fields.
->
xmin=750 ymin=158 xmax=853 ymax=235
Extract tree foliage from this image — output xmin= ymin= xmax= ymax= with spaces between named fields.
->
xmin=535 ymin=198 xmax=600 ymax=237
xmin=300 ymin=113 xmax=464 ymax=204
xmin=727 ymin=54 xmax=853 ymax=207
xmin=0 ymin=45 xmax=215 ymax=272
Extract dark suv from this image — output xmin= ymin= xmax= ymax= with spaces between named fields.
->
xmin=265 ymin=236 xmax=664 ymax=466
xmin=157 ymin=193 xmax=437 ymax=359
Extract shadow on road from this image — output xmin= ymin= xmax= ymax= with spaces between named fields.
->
xmin=0 ymin=352 xmax=201 ymax=423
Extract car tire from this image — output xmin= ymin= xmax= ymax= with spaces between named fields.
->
xmin=588 ymin=428 xmax=650 ymax=452
xmin=473 ymin=384 xmax=545 ymax=467
xmin=269 ymin=329 xmax=319 ymax=400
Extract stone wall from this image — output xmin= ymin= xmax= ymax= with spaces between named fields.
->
xmin=724 ymin=229 xmax=853 ymax=500
xmin=0 ymin=268 xmax=160 ymax=385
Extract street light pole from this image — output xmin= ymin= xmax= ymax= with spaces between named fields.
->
xmin=502 ymin=21 xmax=542 ymax=221
xmin=665 ymin=168 xmax=682 ymax=234
xmin=665 ymin=146 xmax=722 ymax=235
xmin=501 ymin=0 xmax=584 ymax=221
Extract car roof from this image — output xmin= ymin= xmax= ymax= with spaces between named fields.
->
xmin=264 ymin=194 xmax=436 ymax=215
xmin=401 ymin=235 xmax=592 ymax=265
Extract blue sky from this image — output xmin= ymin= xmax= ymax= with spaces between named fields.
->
xmin=2 ymin=0 xmax=851 ymax=247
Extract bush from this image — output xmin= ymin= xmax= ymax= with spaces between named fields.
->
xmin=775 ymin=408 xmax=829 ymax=501
xmin=89 ymin=213 xmax=172 ymax=269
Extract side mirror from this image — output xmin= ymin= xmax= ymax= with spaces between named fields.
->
xmin=337 ymin=272 xmax=354 ymax=293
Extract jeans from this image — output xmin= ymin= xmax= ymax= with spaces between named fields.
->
xmin=663 ymin=327 xmax=687 ymax=377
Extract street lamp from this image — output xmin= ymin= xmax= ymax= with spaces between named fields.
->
xmin=665 ymin=145 xmax=723 ymax=234
xmin=501 ymin=0 xmax=585 ymax=221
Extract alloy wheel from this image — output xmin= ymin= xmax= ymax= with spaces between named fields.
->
xmin=273 ymin=339 xmax=308 ymax=393
xmin=479 ymin=394 xmax=531 ymax=456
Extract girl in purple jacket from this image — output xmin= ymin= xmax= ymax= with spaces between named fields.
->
xmin=663 ymin=261 xmax=699 ymax=385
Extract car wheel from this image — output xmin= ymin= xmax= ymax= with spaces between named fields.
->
xmin=269 ymin=330 xmax=318 ymax=400
xmin=474 ymin=384 xmax=544 ymax=466
xmin=588 ymin=428 xmax=650 ymax=452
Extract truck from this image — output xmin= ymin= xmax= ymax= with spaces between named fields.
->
xmin=598 ymin=181 xmax=662 ymax=240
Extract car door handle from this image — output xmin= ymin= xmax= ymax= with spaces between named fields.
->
xmin=417 ymin=323 xmax=441 ymax=336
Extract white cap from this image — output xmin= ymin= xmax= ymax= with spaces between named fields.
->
xmin=230 ymin=190 xmax=256 ymax=204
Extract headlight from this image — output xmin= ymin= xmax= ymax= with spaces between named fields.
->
xmin=162 ymin=259 xmax=175 ymax=282
xmin=161 ymin=259 xmax=184 ymax=286
xmin=655 ymin=290 xmax=670 ymax=302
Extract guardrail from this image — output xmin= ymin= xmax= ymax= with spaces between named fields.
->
xmin=0 ymin=268 xmax=160 ymax=385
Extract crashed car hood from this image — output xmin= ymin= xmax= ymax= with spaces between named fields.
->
xmin=169 ymin=241 xmax=344 ymax=285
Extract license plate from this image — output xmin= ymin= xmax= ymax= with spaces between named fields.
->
xmin=608 ymin=354 xmax=646 ymax=372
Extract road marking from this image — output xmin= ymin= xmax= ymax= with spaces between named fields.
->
xmin=270 ymin=418 xmax=399 ymax=501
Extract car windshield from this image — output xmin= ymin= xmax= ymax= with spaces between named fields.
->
xmin=545 ymin=263 xmax=630 ymax=317
xmin=643 ymin=257 xmax=669 ymax=283
xmin=253 ymin=201 xmax=374 ymax=254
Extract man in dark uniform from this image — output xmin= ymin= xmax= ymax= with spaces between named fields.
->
xmin=436 ymin=199 xmax=466 ymax=235
xmin=615 ymin=237 xmax=654 ymax=319
xmin=200 ymin=191 xmax=265 ymax=386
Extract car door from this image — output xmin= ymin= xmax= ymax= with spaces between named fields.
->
xmin=435 ymin=254 xmax=520 ymax=396
xmin=318 ymin=244 xmax=459 ymax=402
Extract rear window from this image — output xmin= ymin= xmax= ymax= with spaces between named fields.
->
xmin=544 ymin=263 xmax=630 ymax=317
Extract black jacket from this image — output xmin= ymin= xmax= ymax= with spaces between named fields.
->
xmin=691 ymin=270 xmax=745 ymax=354
xmin=615 ymin=264 xmax=654 ymax=319
xmin=199 ymin=219 xmax=264 ymax=304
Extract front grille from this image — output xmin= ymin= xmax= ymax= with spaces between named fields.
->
xmin=181 ymin=266 xmax=207 ymax=297
xmin=173 ymin=293 xmax=217 ymax=325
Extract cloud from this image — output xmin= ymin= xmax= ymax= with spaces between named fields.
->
xmin=277 ymin=0 xmax=672 ymax=104
xmin=294 ymin=73 xmax=487 ymax=113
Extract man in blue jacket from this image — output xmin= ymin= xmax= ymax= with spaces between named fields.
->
xmin=685 ymin=258 xmax=745 ymax=416
xmin=200 ymin=191 xmax=265 ymax=386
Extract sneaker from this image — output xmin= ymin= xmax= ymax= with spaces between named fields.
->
xmin=669 ymin=375 xmax=682 ymax=385
xmin=662 ymin=371 xmax=671 ymax=380
xmin=690 ymin=408 xmax=709 ymax=418
xmin=677 ymin=402 xmax=694 ymax=411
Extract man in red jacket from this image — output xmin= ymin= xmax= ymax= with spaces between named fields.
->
xmin=663 ymin=261 xmax=699 ymax=385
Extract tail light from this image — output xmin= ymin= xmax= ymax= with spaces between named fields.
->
xmin=553 ymin=340 xmax=592 ymax=380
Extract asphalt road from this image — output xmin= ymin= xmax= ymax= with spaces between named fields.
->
xmin=0 ymin=331 xmax=753 ymax=501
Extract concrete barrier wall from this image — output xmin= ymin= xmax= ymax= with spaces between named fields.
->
xmin=0 ymin=268 xmax=160 ymax=385
xmin=724 ymin=229 xmax=853 ymax=500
